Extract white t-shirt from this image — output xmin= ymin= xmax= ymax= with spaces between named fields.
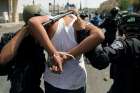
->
xmin=44 ymin=14 xmax=87 ymax=90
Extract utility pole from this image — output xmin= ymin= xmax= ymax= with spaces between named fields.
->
xmin=53 ymin=0 xmax=56 ymax=14
xmin=49 ymin=2 xmax=52 ymax=15
xmin=33 ymin=0 xmax=35 ymax=5
xmin=80 ymin=0 xmax=82 ymax=10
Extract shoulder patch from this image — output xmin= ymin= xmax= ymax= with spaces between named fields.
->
xmin=111 ymin=40 xmax=124 ymax=49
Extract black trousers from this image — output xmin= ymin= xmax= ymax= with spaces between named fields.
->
xmin=44 ymin=81 xmax=86 ymax=93
xmin=107 ymin=79 xmax=132 ymax=93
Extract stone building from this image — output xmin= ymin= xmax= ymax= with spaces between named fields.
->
xmin=0 ymin=0 xmax=19 ymax=22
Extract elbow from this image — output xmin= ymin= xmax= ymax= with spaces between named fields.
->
xmin=95 ymin=28 xmax=105 ymax=43
xmin=89 ymin=24 xmax=105 ymax=43
xmin=0 ymin=56 xmax=6 ymax=65
xmin=28 ymin=16 xmax=44 ymax=27
xmin=99 ymin=30 xmax=105 ymax=42
xmin=0 ymin=54 xmax=12 ymax=65
xmin=28 ymin=17 xmax=39 ymax=26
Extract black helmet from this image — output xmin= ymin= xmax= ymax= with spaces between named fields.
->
xmin=23 ymin=5 xmax=42 ymax=24
xmin=110 ymin=7 xmax=120 ymax=16
xmin=118 ymin=12 xmax=140 ymax=33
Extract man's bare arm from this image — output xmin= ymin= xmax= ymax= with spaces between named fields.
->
xmin=29 ymin=16 xmax=58 ymax=56
xmin=68 ymin=16 xmax=105 ymax=57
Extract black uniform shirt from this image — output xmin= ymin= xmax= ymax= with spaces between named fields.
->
xmin=0 ymin=42 xmax=3 ymax=52
xmin=0 ymin=33 xmax=15 ymax=76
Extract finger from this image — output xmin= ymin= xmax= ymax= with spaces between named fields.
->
xmin=52 ymin=65 xmax=56 ymax=71
xmin=49 ymin=67 xmax=53 ymax=71
xmin=51 ymin=65 xmax=61 ymax=74
xmin=52 ymin=64 xmax=63 ymax=73
xmin=58 ymin=63 xmax=63 ymax=72
xmin=58 ymin=52 xmax=76 ymax=60
xmin=54 ymin=66 xmax=58 ymax=72
xmin=59 ymin=54 xmax=67 ymax=60
xmin=53 ymin=54 xmax=63 ymax=72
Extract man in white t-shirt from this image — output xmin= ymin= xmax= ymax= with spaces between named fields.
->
xmin=29 ymin=10 xmax=104 ymax=93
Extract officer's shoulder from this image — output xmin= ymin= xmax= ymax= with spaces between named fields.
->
xmin=111 ymin=38 xmax=125 ymax=50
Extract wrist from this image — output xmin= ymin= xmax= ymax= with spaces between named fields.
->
xmin=66 ymin=52 xmax=75 ymax=60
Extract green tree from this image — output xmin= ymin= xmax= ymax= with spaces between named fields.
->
xmin=118 ymin=0 xmax=140 ymax=12
xmin=118 ymin=0 xmax=129 ymax=10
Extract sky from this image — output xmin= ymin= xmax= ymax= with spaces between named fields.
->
xmin=18 ymin=0 xmax=107 ymax=13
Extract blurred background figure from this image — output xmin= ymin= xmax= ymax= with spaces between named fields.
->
xmin=99 ymin=7 xmax=120 ymax=47
xmin=90 ymin=12 xmax=102 ymax=26
xmin=79 ymin=13 xmax=88 ymax=21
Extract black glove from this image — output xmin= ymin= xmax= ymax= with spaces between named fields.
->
xmin=85 ymin=45 xmax=109 ymax=70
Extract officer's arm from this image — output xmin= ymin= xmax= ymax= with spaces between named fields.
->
xmin=91 ymin=40 xmax=125 ymax=67
xmin=104 ymin=40 xmax=125 ymax=62
xmin=0 ymin=26 xmax=29 ymax=64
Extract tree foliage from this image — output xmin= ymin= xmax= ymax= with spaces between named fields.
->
xmin=98 ymin=0 xmax=118 ymax=13
xmin=118 ymin=0 xmax=129 ymax=10
xmin=118 ymin=0 xmax=140 ymax=11
xmin=98 ymin=0 xmax=140 ymax=14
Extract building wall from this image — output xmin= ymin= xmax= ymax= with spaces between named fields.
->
xmin=0 ymin=0 xmax=19 ymax=22
xmin=0 ymin=0 xmax=9 ymax=12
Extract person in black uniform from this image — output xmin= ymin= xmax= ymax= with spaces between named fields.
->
xmin=0 ymin=26 xmax=29 ymax=75
xmin=0 ymin=5 xmax=46 ymax=93
xmin=9 ymin=5 xmax=47 ymax=93
xmin=100 ymin=7 xmax=119 ymax=47
xmin=88 ymin=12 xmax=140 ymax=93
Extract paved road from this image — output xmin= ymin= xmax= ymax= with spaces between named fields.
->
xmin=0 ymin=23 xmax=113 ymax=93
